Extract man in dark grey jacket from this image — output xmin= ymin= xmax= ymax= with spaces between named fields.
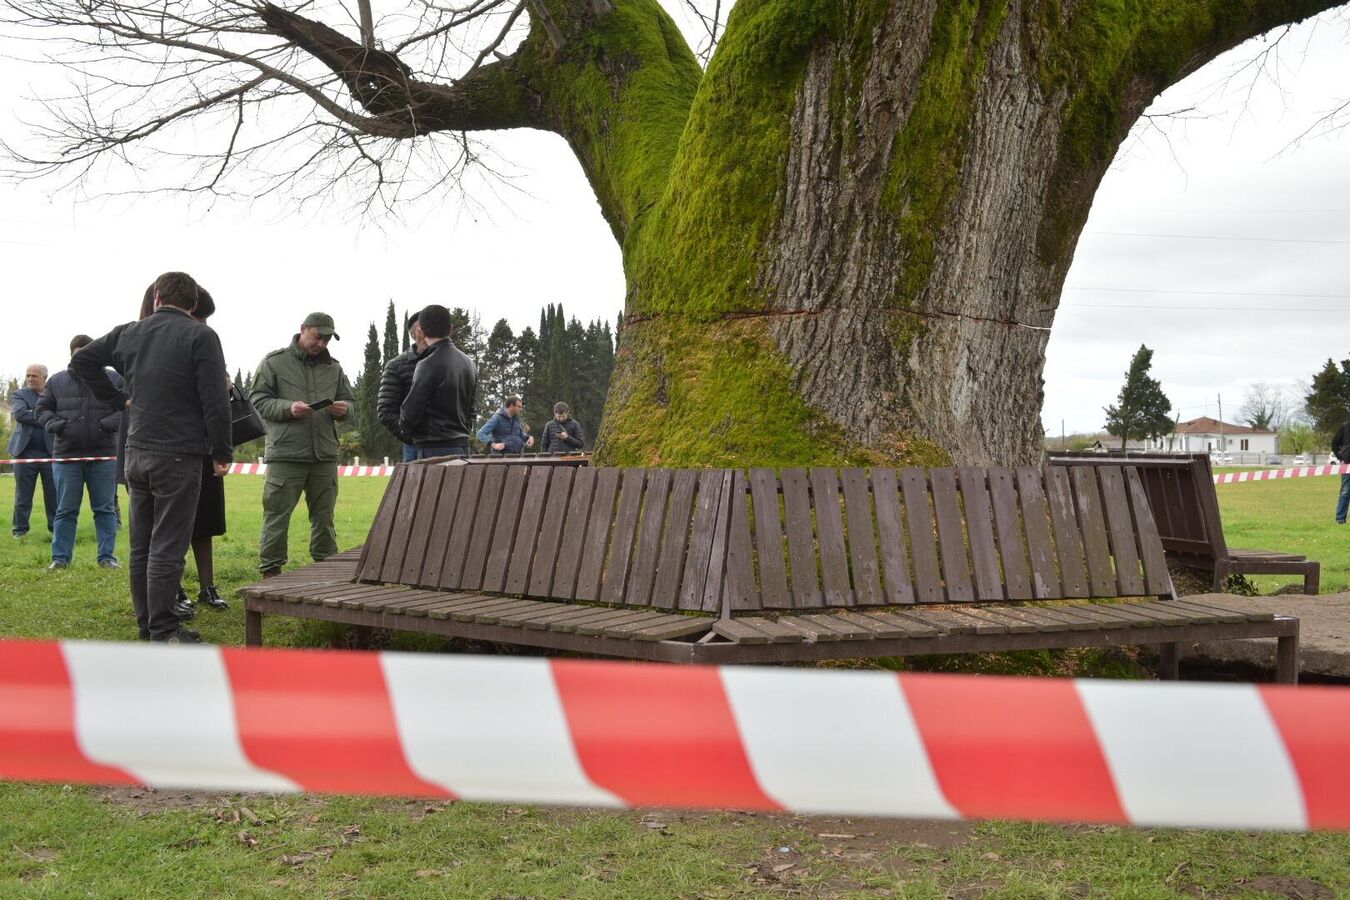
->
xmin=376 ymin=311 xmax=423 ymax=462
xmin=71 ymin=271 xmax=232 ymax=643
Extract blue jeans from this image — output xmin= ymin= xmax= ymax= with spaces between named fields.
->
xmin=416 ymin=445 xmax=470 ymax=460
xmin=1337 ymin=475 xmax=1350 ymax=523
xmin=401 ymin=443 xmax=418 ymax=463
xmin=51 ymin=459 xmax=119 ymax=564
xmin=11 ymin=451 xmax=55 ymax=535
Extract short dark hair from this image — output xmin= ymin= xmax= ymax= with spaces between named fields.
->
xmin=195 ymin=289 xmax=215 ymax=321
xmin=407 ymin=311 xmax=419 ymax=325
xmin=553 ymin=402 xmax=569 ymax=415
xmin=138 ymin=283 xmax=155 ymax=321
xmin=418 ymin=304 xmax=451 ymax=339
xmin=153 ymin=271 xmax=199 ymax=311
xmin=505 ymin=396 xmax=521 ymax=409
xmin=69 ymin=334 xmax=93 ymax=354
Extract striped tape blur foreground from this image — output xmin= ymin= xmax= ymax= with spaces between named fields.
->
xmin=0 ymin=640 xmax=1346 ymax=830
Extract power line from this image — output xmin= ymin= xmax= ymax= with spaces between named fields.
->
xmin=1061 ymin=303 xmax=1350 ymax=313
xmin=1084 ymin=230 xmax=1350 ymax=245
xmin=1065 ymin=285 xmax=1350 ymax=300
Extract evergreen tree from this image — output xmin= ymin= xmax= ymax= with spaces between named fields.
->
xmin=357 ymin=322 xmax=386 ymax=459
xmin=479 ymin=319 xmax=518 ymax=421
xmin=1103 ymin=345 xmax=1173 ymax=450
xmin=232 ymin=369 xmax=245 ymax=395
xmin=1304 ymin=358 xmax=1350 ymax=436
xmin=516 ymin=326 xmax=541 ymax=419
xmin=381 ymin=300 xmax=399 ymax=367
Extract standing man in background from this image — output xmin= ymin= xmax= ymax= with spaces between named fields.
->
xmin=9 ymin=364 xmax=56 ymax=539
xmin=250 ymin=313 xmax=355 ymax=577
xmin=541 ymin=402 xmax=585 ymax=454
xmin=377 ymin=310 xmax=424 ymax=462
xmin=477 ymin=396 xmax=533 ymax=455
xmin=399 ymin=304 xmax=478 ymax=459
xmin=1333 ymin=420 xmax=1350 ymax=524
xmin=71 ymin=271 xmax=232 ymax=644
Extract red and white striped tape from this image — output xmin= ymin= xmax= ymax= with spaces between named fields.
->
xmin=0 ymin=640 xmax=1345 ymax=830
xmin=225 ymin=463 xmax=394 ymax=477
xmin=0 ymin=456 xmax=117 ymax=465
xmin=1213 ymin=464 xmax=1350 ymax=485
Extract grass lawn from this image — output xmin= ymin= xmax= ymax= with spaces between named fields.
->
xmin=1 ymin=471 xmax=1347 ymax=898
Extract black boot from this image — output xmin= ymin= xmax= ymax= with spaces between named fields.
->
xmin=198 ymin=584 xmax=228 ymax=610
xmin=172 ymin=585 xmax=196 ymax=620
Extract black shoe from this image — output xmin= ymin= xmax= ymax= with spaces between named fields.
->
xmin=198 ymin=584 xmax=229 ymax=610
xmin=172 ymin=597 xmax=197 ymax=620
xmin=152 ymin=626 xmax=204 ymax=644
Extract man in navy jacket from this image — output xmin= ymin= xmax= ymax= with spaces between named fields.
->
xmin=8 ymin=364 xmax=56 ymax=538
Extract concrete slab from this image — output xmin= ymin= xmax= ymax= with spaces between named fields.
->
xmin=1181 ymin=593 xmax=1350 ymax=679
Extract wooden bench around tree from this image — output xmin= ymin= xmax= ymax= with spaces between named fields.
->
xmin=1048 ymin=453 xmax=1320 ymax=594
xmin=241 ymin=459 xmax=1299 ymax=682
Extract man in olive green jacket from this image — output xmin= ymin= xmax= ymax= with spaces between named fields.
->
xmin=250 ymin=313 xmax=356 ymax=576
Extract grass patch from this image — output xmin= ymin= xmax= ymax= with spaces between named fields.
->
xmin=0 ymin=471 xmax=1347 ymax=897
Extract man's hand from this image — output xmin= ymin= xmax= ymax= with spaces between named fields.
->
xmin=290 ymin=401 xmax=312 ymax=418
xmin=329 ymin=401 xmax=349 ymax=418
xmin=492 ymin=442 xmax=505 ymax=451
xmin=525 ymin=436 xmax=535 ymax=448
xmin=213 ymin=461 xmax=231 ymax=477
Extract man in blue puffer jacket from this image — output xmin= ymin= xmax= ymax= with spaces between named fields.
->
xmin=476 ymin=396 xmax=534 ymax=455
xmin=37 ymin=335 xmax=124 ymax=570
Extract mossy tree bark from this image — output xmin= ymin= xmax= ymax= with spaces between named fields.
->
xmin=267 ymin=0 xmax=1346 ymax=466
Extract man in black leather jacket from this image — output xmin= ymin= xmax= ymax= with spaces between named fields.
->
xmin=399 ymin=304 xmax=478 ymax=459
xmin=376 ymin=311 xmax=423 ymax=462
xmin=37 ymin=335 xmax=125 ymax=570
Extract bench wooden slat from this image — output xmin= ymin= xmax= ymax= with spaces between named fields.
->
xmin=1044 ymin=466 xmax=1090 ymax=598
xmin=379 ymin=465 xmax=425 ymax=583
xmin=1125 ymin=467 xmax=1173 ymax=596
xmin=797 ymin=612 xmax=873 ymax=640
xmin=931 ymin=468 xmax=974 ymax=604
xmin=1016 ymin=468 xmax=1062 ymax=599
xmin=871 ymin=468 xmax=914 ymax=605
xmin=988 ymin=467 xmax=1033 ymax=600
xmin=749 ymin=468 xmax=791 ymax=608
xmin=652 ymin=469 xmax=698 ymax=609
xmin=725 ymin=472 xmax=759 ymax=611
xmin=776 ymin=615 xmax=843 ymax=641
xmin=525 ymin=604 xmax=636 ymax=633
xmin=480 ymin=465 xmax=529 ymax=593
xmin=601 ymin=468 xmax=647 ymax=605
xmin=527 ymin=466 xmax=577 ymax=597
xmin=679 ymin=469 xmax=724 ymax=612
xmin=459 ymin=464 xmax=506 ymax=591
xmin=504 ymin=465 xmax=552 ymax=595
xmin=840 ymin=468 xmax=884 ymax=606
xmin=575 ymin=467 xmax=622 ymax=602
xmin=900 ymin=468 xmax=944 ymax=603
xmin=357 ymin=465 xmax=408 ymax=582
xmin=624 ymin=468 xmax=669 ymax=607
xmin=605 ymin=614 xmax=710 ymax=640
xmin=858 ymin=609 xmax=941 ymax=638
xmin=811 ymin=468 xmax=852 ymax=606
xmin=714 ymin=618 xmax=771 ymax=644
xmin=781 ymin=468 xmax=821 ymax=608
xmin=1016 ymin=604 xmax=1116 ymax=631
xmin=1097 ymin=466 xmax=1145 ymax=596
xmin=400 ymin=466 xmax=447 ymax=585
xmin=575 ymin=609 xmax=668 ymax=637
xmin=832 ymin=609 xmax=908 ymax=639
xmin=419 ymin=467 xmax=464 ymax=588
xmin=1070 ymin=466 xmax=1116 ymax=597
xmin=958 ymin=467 xmax=1003 ymax=601
xmin=700 ymin=471 xmax=736 ymax=613
xmin=439 ymin=464 xmax=487 ymax=590
xmin=958 ymin=607 xmax=1040 ymax=634
xmin=551 ymin=467 xmax=597 ymax=596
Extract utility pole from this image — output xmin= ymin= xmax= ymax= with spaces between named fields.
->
xmin=1217 ymin=394 xmax=1224 ymax=455
xmin=1061 ymin=419 xmax=1066 ymax=451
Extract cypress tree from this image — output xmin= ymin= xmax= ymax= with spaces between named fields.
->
xmin=357 ymin=322 xmax=385 ymax=459
xmin=1103 ymin=345 xmax=1173 ymax=451
xmin=1305 ymin=358 xmax=1350 ymax=437
xmin=382 ymin=300 xmax=399 ymax=367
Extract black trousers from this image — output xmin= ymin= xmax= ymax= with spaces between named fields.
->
xmin=11 ymin=450 xmax=55 ymax=535
xmin=126 ymin=448 xmax=203 ymax=638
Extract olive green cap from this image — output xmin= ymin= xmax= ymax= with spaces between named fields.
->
xmin=302 ymin=312 xmax=340 ymax=340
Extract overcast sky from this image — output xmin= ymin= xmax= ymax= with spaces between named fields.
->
xmin=1 ymin=5 xmax=1348 ymax=441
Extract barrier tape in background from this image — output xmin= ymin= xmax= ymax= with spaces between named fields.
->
xmin=0 ymin=640 xmax=1346 ymax=830
xmin=1212 ymin=464 xmax=1350 ymax=485
xmin=0 ymin=458 xmax=394 ymax=476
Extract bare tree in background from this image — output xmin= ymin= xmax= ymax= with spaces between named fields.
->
xmin=2 ymin=0 xmax=1347 ymax=467
xmin=1240 ymin=382 xmax=1293 ymax=432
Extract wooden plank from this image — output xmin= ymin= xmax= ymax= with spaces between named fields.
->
xmin=440 ymin=464 xmax=487 ymax=591
xmin=957 ymin=607 xmax=1039 ymax=634
xmin=856 ymin=609 xmax=942 ymax=638
xmin=600 ymin=468 xmax=647 ymax=605
xmin=678 ymin=469 xmax=724 ymax=612
xmin=552 ymin=466 xmax=597 ymax=597
xmin=400 ymin=466 xmax=447 ymax=585
xmin=480 ymin=465 xmax=529 ymax=593
xmin=975 ymin=605 xmax=1070 ymax=633
xmin=1098 ymin=466 xmax=1144 ymax=596
xmin=575 ymin=609 xmax=668 ymax=637
xmin=1125 ymin=467 xmax=1173 ymax=596
xmin=988 ymin=467 xmax=1033 ymax=601
xmin=713 ymin=618 xmax=771 ymax=644
xmin=1167 ymin=598 xmax=1261 ymax=624
xmin=575 ymin=468 xmax=622 ymax=602
xmin=379 ymin=465 xmax=425 ymax=582
xmin=473 ymin=598 xmax=560 ymax=625
xmin=871 ymin=469 xmax=915 ymax=605
xmin=1044 ymin=466 xmax=1090 ymax=598
xmin=527 ymin=466 xmax=577 ymax=597
xmin=781 ymin=468 xmax=821 ymax=608
xmin=798 ymin=613 xmax=872 ymax=640
xmin=724 ymin=472 xmax=759 ymax=612
xmin=651 ymin=469 xmax=698 ymax=610
xmin=422 ymin=593 xmax=525 ymax=619
xmin=810 ymin=468 xmax=852 ymax=607
xmin=749 ymin=468 xmax=791 ymax=609
xmin=930 ymin=468 xmax=973 ymax=604
xmin=528 ymin=605 xmax=636 ymax=633
xmin=621 ymin=617 xmax=717 ymax=642
xmin=337 ymin=587 xmax=440 ymax=611
xmin=840 ymin=469 xmax=884 ymax=606
xmin=957 ymin=467 xmax=1003 ymax=601
xmin=776 ymin=615 xmax=842 ymax=642
xmin=357 ymin=465 xmax=407 ymax=582
xmin=1016 ymin=468 xmax=1062 ymax=599
xmin=900 ymin=469 xmax=944 ymax=603
xmin=734 ymin=617 xmax=807 ymax=644
xmin=458 ymin=463 xmax=506 ymax=591
xmin=624 ymin=468 xmax=670 ymax=607
xmin=900 ymin=607 xmax=1002 ymax=635
xmin=699 ymin=471 xmax=736 ymax=614
xmin=832 ymin=610 xmax=909 ymax=639
xmin=419 ymin=466 xmax=465 ymax=588
xmin=1070 ymin=466 xmax=1116 ymax=597
xmin=505 ymin=465 xmax=555 ymax=595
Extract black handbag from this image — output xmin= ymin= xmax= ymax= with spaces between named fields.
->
xmin=229 ymin=386 xmax=267 ymax=446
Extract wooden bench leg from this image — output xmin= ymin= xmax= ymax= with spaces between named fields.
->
xmin=1211 ymin=560 xmax=1230 ymax=592
xmin=1303 ymin=563 xmax=1320 ymax=596
xmin=1158 ymin=642 xmax=1181 ymax=680
xmin=1276 ymin=633 xmax=1299 ymax=685
xmin=245 ymin=609 xmax=263 ymax=647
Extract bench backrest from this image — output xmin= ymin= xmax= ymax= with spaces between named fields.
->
xmin=356 ymin=462 xmax=1173 ymax=610
xmin=1048 ymin=453 xmax=1227 ymax=564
